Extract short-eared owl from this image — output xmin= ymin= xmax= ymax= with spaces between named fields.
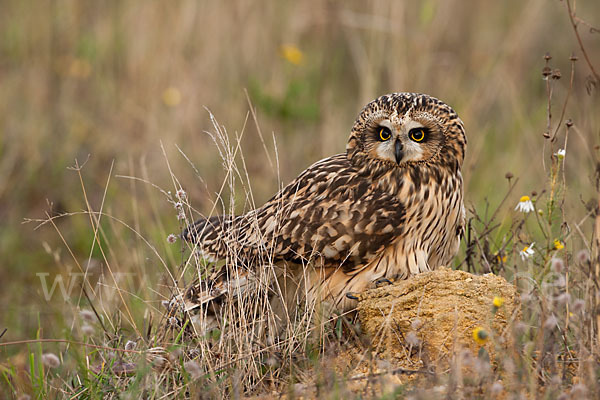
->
xmin=181 ymin=93 xmax=466 ymax=325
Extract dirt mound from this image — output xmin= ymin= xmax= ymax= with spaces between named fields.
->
xmin=357 ymin=267 xmax=519 ymax=371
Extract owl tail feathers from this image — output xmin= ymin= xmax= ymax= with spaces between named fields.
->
xmin=183 ymin=269 xmax=257 ymax=313
xmin=170 ymin=269 xmax=259 ymax=336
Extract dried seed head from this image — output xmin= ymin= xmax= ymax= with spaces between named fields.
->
xmin=184 ymin=360 xmax=202 ymax=379
xmin=265 ymin=356 xmax=279 ymax=367
xmin=503 ymin=358 xmax=515 ymax=375
xmin=293 ymin=383 xmax=309 ymax=395
xmin=125 ymin=340 xmax=136 ymax=351
xmin=406 ymin=331 xmax=421 ymax=346
xmin=167 ymin=234 xmax=177 ymax=244
xmin=505 ymin=172 xmax=513 ymax=180
xmin=551 ymin=69 xmax=561 ymax=79
xmin=459 ymin=349 xmax=473 ymax=365
xmin=566 ymin=119 xmax=573 ymax=128
xmin=176 ymin=189 xmax=187 ymax=200
xmin=411 ymin=318 xmax=422 ymax=330
xmin=152 ymin=356 xmax=168 ymax=369
xmin=542 ymin=66 xmax=552 ymax=77
xmin=555 ymin=292 xmax=570 ymax=305
xmin=544 ymin=315 xmax=558 ymax=330
xmin=514 ymin=322 xmax=527 ymax=334
xmin=490 ymin=381 xmax=503 ymax=395
xmin=573 ymin=299 xmax=585 ymax=313
xmin=544 ymin=52 xmax=552 ymax=61
xmin=551 ymin=258 xmax=565 ymax=273
xmin=475 ymin=358 xmax=492 ymax=376
xmin=550 ymin=374 xmax=562 ymax=386
xmin=80 ymin=309 xmax=96 ymax=322
xmin=520 ymin=292 xmax=532 ymax=302
xmin=576 ymin=249 xmax=590 ymax=263
xmin=433 ymin=385 xmax=448 ymax=395
xmin=81 ymin=324 xmax=95 ymax=336
xmin=375 ymin=359 xmax=392 ymax=370
xmin=571 ymin=383 xmax=587 ymax=397
xmin=42 ymin=353 xmax=61 ymax=368
xmin=570 ymin=53 xmax=578 ymax=61
xmin=168 ymin=348 xmax=183 ymax=363
xmin=543 ymin=131 xmax=551 ymax=139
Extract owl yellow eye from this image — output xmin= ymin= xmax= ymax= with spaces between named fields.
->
xmin=409 ymin=128 xmax=426 ymax=142
xmin=379 ymin=127 xmax=392 ymax=141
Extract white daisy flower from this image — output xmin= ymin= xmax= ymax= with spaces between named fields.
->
xmin=515 ymin=196 xmax=534 ymax=213
xmin=555 ymin=149 xmax=565 ymax=160
xmin=520 ymin=243 xmax=535 ymax=261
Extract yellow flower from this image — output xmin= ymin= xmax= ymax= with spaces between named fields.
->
xmin=553 ymin=240 xmax=564 ymax=250
xmin=68 ymin=58 xmax=92 ymax=79
xmin=472 ymin=327 xmax=488 ymax=345
xmin=162 ymin=87 xmax=181 ymax=107
xmin=281 ymin=44 xmax=304 ymax=65
xmin=495 ymin=253 xmax=507 ymax=263
xmin=493 ymin=296 xmax=504 ymax=308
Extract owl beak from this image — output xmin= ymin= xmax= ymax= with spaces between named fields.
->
xmin=394 ymin=140 xmax=404 ymax=164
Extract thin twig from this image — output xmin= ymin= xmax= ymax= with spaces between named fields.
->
xmin=565 ymin=0 xmax=599 ymax=82
xmin=551 ymin=58 xmax=576 ymax=141
xmin=0 ymin=338 xmax=141 ymax=354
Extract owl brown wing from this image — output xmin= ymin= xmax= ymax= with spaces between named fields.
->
xmin=183 ymin=153 xmax=406 ymax=271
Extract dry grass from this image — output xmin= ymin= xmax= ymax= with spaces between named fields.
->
xmin=1 ymin=0 xmax=599 ymax=398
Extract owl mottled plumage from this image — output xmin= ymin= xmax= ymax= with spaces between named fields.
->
xmin=181 ymin=92 xmax=466 ymax=320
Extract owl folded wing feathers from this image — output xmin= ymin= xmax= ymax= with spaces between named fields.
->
xmin=183 ymin=153 xmax=406 ymax=271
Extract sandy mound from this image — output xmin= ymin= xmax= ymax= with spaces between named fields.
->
xmin=357 ymin=267 xmax=520 ymax=371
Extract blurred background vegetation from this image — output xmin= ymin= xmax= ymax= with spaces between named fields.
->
xmin=0 ymin=0 xmax=598 ymax=360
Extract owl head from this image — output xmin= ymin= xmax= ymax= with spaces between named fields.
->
xmin=346 ymin=93 xmax=466 ymax=170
